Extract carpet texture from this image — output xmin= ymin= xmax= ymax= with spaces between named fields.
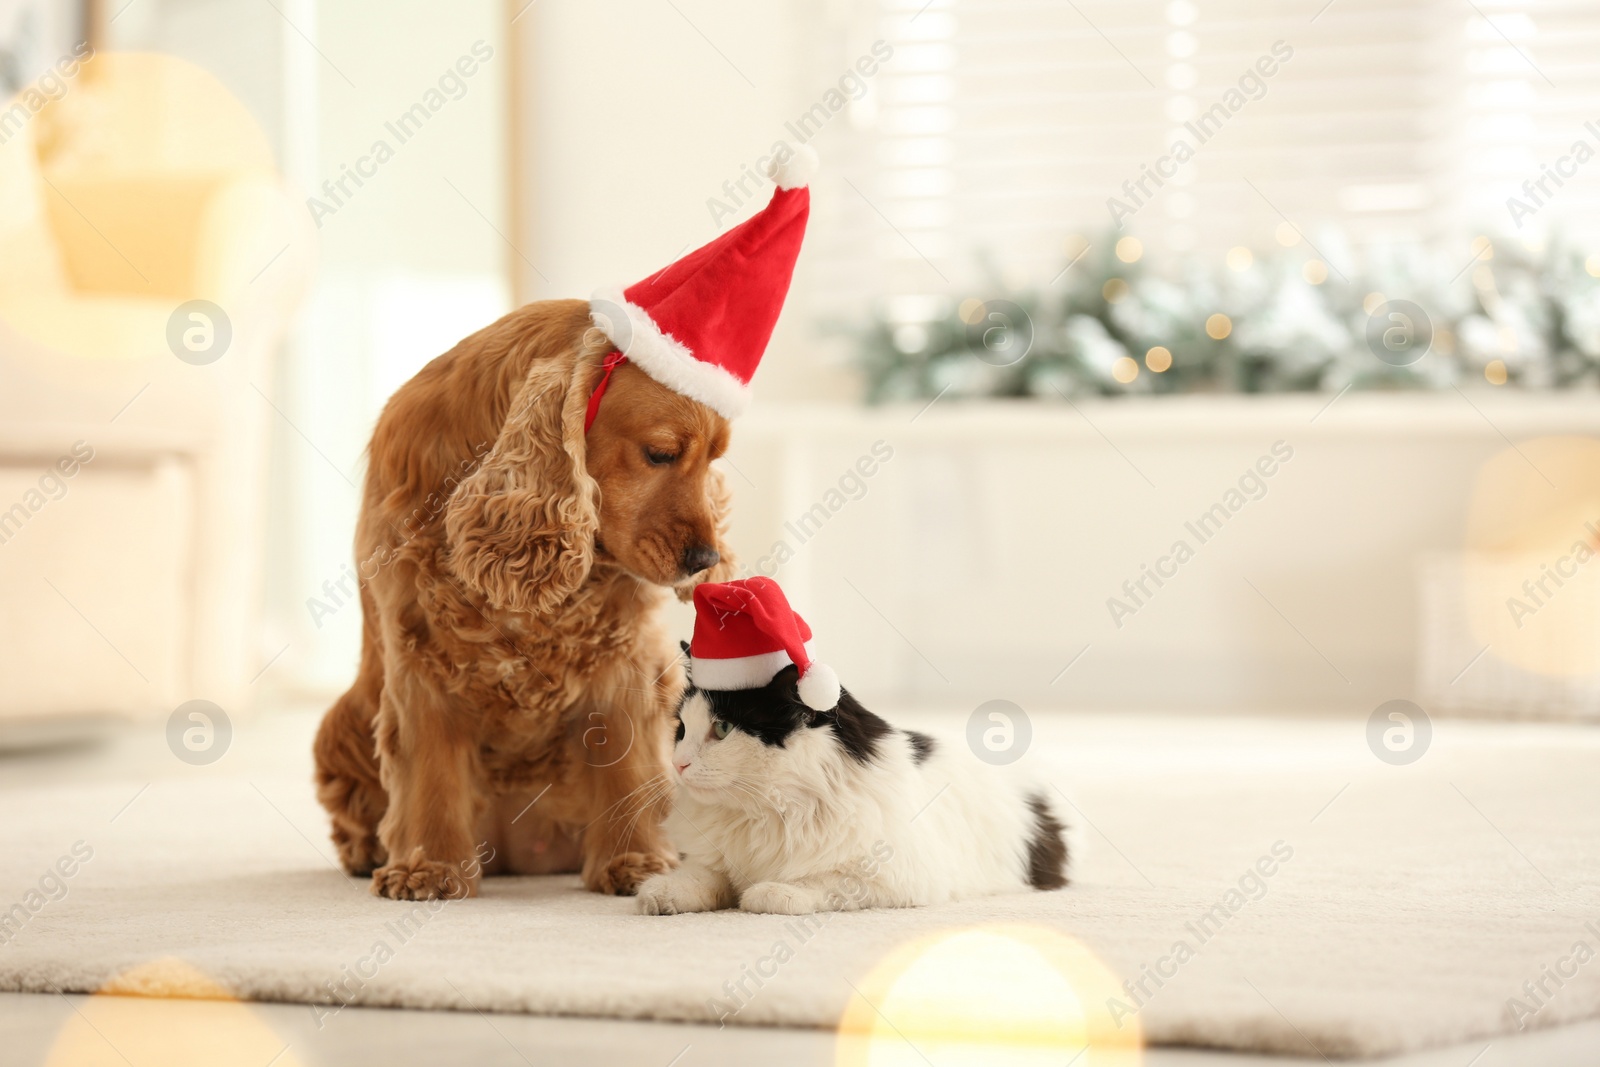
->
xmin=1 ymin=711 xmax=1596 ymax=1059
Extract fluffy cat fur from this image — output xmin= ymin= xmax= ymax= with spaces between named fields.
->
xmin=637 ymin=663 xmax=1071 ymax=916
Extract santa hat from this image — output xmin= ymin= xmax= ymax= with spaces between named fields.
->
xmin=689 ymin=576 xmax=840 ymax=712
xmin=585 ymin=145 xmax=817 ymax=430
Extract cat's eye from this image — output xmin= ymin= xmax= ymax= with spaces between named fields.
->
xmin=712 ymin=719 xmax=733 ymax=740
xmin=674 ymin=719 xmax=685 ymax=742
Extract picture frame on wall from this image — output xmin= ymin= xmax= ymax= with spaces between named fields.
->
xmin=0 ymin=0 xmax=91 ymax=95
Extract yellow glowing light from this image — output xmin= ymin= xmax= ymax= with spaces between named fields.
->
xmin=1225 ymin=246 xmax=1253 ymax=271
xmin=1587 ymin=254 xmax=1600 ymax=278
xmin=1485 ymin=359 xmax=1508 ymax=385
xmin=1471 ymin=235 xmax=1495 ymax=261
xmin=1301 ymin=259 xmax=1328 ymax=284
xmin=1205 ymin=313 xmax=1232 ymax=339
xmin=1115 ymin=236 xmax=1143 ymax=263
xmin=46 ymin=958 xmax=307 ymax=1067
xmin=1275 ymin=222 xmax=1300 ymax=247
xmin=1065 ymin=234 xmax=1090 ymax=259
xmin=1362 ymin=292 xmax=1386 ymax=314
xmin=1145 ymin=345 xmax=1172 ymax=372
xmin=958 ymin=298 xmax=987 ymax=325
xmin=1102 ymin=277 xmax=1131 ymax=303
xmin=1458 ymin=437 xmax=1600 ymax=681
xmin=1112 ymin=356 xmax=1140 ymax=383
xmin=835 ymin=925 xmax=1143 ymax=1067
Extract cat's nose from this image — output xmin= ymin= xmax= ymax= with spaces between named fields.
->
xmin=681 ymin=544 xmax=720 ymax=576
xmin=675 ymin=761 xmax=690 ymax=775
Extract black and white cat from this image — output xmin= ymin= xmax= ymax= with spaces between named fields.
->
xmin=637 ymin=664 xmax=1071 ymax=916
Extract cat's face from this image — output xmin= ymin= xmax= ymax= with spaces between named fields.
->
xmin=670 ymin=666 xmax=819 ymax=805
xmin=669 ymin=664 xmax=891 ymax=808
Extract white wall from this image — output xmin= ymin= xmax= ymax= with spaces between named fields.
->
xmin=517 ymin=0 xmax=858 ymax=405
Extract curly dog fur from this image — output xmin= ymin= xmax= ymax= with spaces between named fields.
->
xmin=313 ymin=299 xmax=736 ymax=900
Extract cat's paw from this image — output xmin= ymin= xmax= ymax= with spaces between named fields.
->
xmin=739 ymin=881 xmax=820 ymax=915
xmin=637 ymin=872 xmax=715 ymax=915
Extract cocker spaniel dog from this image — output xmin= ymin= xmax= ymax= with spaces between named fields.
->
xmin=313 ymin=299 xmax=734 ymax=900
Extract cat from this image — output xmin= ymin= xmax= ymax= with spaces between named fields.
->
xmin=637 ymin=662 xmax=1071 ymax=916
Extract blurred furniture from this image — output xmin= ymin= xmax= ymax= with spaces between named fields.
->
xmin=0 ymin=52 xmax=311 ymax=726
xmin=724 ymin=394 xmax=1600 ymax=714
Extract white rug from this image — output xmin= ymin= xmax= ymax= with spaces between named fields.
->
xmin=2 ymin=710 xmax=1596 ymax=1059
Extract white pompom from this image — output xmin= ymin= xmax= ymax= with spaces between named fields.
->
xmin=797 ymin=661 xmax=840 ymax=711
xmin=767 ymin=143 xmax=819 ymax=190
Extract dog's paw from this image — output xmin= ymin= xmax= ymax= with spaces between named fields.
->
xmin=332 ymin=824 xmax=387 ymax=876
xmin=371 ymin=846 xmax=475 ymax=901
xmin=636 ymin=872 xmax=713 ymax=915
xmin=588 ymin=851 xmax=672 ymax=896
xmin=739 ymin=881 xmax=819 ymax=915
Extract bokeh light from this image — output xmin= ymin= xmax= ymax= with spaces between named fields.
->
xmin=1459 ymin=437 xmax=1600 ymax=679
xmin=836 ymin=926 xmax=1142 ymax=1067
xmin=45 ymin=958 xmax=302 ymax=1067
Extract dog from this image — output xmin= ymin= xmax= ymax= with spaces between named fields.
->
xmin=313 ymin=298 xmax=735 ymax=900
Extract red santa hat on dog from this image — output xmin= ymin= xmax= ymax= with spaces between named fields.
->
xmin=689 ymin=576 xmax=840 ymax=712
xmin=585 ymin=145 xmax=817 ymax=430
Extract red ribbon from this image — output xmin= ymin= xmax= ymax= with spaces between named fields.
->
xmin=583 ymin=350 xmax=628 ymax=434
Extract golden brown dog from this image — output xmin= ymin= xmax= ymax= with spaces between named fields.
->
xmin=313 ymin=299 xmax=735 ymax=900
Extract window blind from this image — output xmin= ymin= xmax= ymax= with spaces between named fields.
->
xmin=807 ymin=0 xmax=1600 ymax=319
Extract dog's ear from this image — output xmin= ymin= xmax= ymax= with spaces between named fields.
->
xmin=674 ymin=464 xmax=740 ymax=602
xmin=679 ymin=639 xmax=691 ymax=655
xmin=444 ymin=340 xmax=599 ymax=615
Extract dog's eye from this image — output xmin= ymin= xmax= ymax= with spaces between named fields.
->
xmin=643 ymin=446 xmax=679 ymax=466
xmin=675 ymin=719 xmax=685 ymax=742
xmin=712 ymin=719 xmax=733 ymax=740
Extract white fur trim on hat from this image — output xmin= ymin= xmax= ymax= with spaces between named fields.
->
xmin=767 ymin=143 xmax=819 ymax=191
xmin=589 ymin=286 xmax=752 ymax=420
xmin=691 ymin=649 xmax=795 ymax=691
xmin=796 ymin=662 xmax=840 ymax=711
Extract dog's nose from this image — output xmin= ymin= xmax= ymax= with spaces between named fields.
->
xmin=681 ymin=544 xmax=720 ymax=575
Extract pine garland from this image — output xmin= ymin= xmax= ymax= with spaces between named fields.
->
xmin=848 ymin=236 xmax=1600 ymax=402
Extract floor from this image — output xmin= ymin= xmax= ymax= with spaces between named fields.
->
xmin=6 ymin=989 xmax=1600 ymax=1066
xmin=3 ymin=704 xmax=1597 ymax=1066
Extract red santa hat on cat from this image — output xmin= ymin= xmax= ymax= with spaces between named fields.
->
xmin=689 ymin=576 xmax=840 ymax=712
xmin=584 ymin=145 xmax=817 ymax=432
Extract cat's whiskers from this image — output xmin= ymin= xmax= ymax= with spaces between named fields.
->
xmin=590 ymin=771 xmax=671 ymax=831
xmin=605 ymin=775 xmax=676 ymax=864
